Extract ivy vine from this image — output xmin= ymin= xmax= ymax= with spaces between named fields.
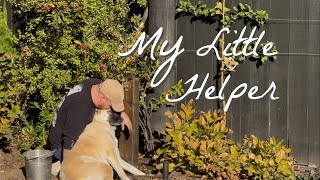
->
xmin=177 ymin=0 xmax=278 ymax=69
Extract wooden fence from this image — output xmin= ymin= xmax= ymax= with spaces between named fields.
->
xmin=148 ymin=0 xmax=320 ymax=167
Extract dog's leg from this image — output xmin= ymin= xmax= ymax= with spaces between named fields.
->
xmin=106 ymin=149 xmax=130 ymax=180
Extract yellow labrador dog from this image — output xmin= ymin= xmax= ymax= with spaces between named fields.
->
xmin=60 ymin=109 xmax=145 ymax=180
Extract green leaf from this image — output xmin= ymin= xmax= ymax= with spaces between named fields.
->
xmin=156 ymin=148 xmax=165 ymax=155
xmin=252 ymin=135 xmax=258 ymax=146
xmin=263 ymin=171 xmax=270 ymax=179
xmin=178 ymin=145 xmax=185 ymax=155
xmin=247 ymin=165 xmax=256 ymax=176
xmin=2 ymin=0 xmax=7 ymax=26
xmin=239 ymin=3 xmax=245 ymax=10
xmin=185 ymin=150 xmax=191 ymax=156
xmin=223 ymin=7 xmax=230 ymax=13
xmin=261 ymin=56 xmax=268 ymax=63
xmin=168 ymin=163 xmax=175 ymax=172
xmin=233 ymin=6 xmax=238 ymax=12
xmin=156 ymin=163 xmax=163 ymax=170
xmin=214 ymin=133 xmax=223 ymax=140
xmin=230 ymin=145 xmax=239 ymax=158
xmin=269 ymin=158 xmax=275 ymax=166
xmin=203 ymin=9 xmax=209 ymax=16
xmin=189 ymin=122 xmax=197 ymax=132
xmin=216 ymin=2 xmax=222 ymax=10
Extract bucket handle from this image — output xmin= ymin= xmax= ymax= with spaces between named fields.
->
xmin=25 ymin=151 xmax=54 ymax=160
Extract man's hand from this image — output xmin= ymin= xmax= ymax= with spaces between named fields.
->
xmin=120 ymin=112 xmax=132 ymax=133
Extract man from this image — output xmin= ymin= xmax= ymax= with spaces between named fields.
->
xmin=48 ymin=78 xmax=132 ymax=161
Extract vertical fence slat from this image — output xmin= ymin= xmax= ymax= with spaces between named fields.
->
xmin=308 ymin=57 xmax=320 ymax=167
xmin=248 ymin=13 xmax=271 ymax=140
xmin=288 ymin=56 xmax=309 ymax=165
xmin=249 ymin=62 xmax=270 ymax=140
xmin=287 ymin=0 xmax=310 ymax=165
xmin=226 ymin=60 xmax=252 ymax=143
xmin=176 ymin=52 xmax=196 ymax=108
xmin=308 ymin=0 xmax=320 ymax=166
xmin=194 ymin=16 xmax=215 ymax=114
xmin=268 ymin=55 xmax=289 ymax=145
xmin=268 ymin=0 xmax=291 ymax=143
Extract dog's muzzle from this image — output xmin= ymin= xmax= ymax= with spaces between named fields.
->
xmin=108 ymin=112 xmax=123 ymax=126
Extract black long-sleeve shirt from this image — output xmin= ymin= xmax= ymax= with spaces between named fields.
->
xmin=48 ymin=78 xmax=102 ymax=150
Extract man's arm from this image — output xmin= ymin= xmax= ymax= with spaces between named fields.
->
xmin=48 ymin=108 xmax=66 ymax=150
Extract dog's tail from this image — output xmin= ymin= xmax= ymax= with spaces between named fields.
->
xmin=119 ymin=159 xmax=145 ymax=176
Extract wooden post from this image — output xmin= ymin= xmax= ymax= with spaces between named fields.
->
xmin=148 ymin=0 xmax=177 ymax=133
xmin=119 ymin=78 xmax=139 ymax=166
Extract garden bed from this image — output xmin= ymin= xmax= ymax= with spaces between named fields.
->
xmin=1 ymin=147 xmax=319 ymax=180
xmin=0 ymin=147 xmax=202 ymax=180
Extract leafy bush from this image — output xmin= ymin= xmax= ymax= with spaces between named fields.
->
xmin=0 ymin=0 xmax=15 ymax=54
xmin=153 ymin=99 xmax=241 ymax=179
xmin=0 ymin=0 xmax=23 ymax=144
xmin=0 ymin=0 xmax=158 ymax=150
xmin=153 ymin=100 xmax=296 ymax=179
xmin=240 ymin=135 xmax=295 ymax=179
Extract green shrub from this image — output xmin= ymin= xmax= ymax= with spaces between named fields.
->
xmin=0 ymin=0 xmax=157 ymax=150
xmin=240 ymin=135 xmax=296 ymax=179
xmin=153 ymin=99 xmax=241 ymax=179
xmin=0 ymin=0 xmax=23 ymax=144
xmin=153 ymin=100 xmax=296 ymax=179
xmin=0 ymin=0 xmax=15 ymax=54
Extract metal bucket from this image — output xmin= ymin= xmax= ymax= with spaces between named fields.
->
xmin=23 ymin=149 xmax=54 ymax=180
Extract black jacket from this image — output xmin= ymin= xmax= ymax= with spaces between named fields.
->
xmin=48 ymin=78 xmax=102 ymax=150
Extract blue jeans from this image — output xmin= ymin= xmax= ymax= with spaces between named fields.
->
xmin=53 ymin=147 xmax=62 ymax=161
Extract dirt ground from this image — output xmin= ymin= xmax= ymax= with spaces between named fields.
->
xmin=0 ymin=148 xmax=26 ymax=180
xmin=0 ymin=148 xmax=202 ymax=180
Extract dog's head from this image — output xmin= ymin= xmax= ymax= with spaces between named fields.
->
xmin=94 ymin=109 xmax=123 ymax=126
